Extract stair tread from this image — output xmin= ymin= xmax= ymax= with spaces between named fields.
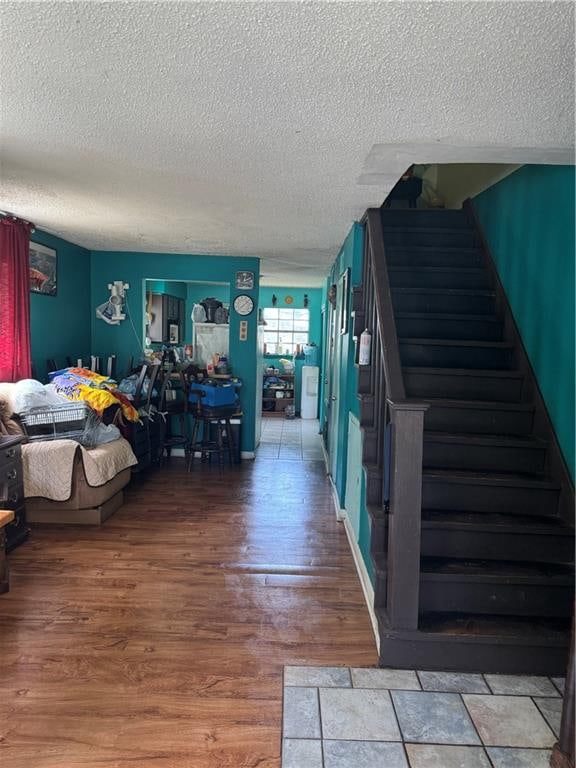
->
xmin=423 ymin=432 xmax=547 ymax=449
xmin=389 ymin=266 xmax=484 ymax=274
xmin=401 ymin=338 xmax=513 ymax=349
xmin=420 ymin=398 xmax=534 ymax=412
xmin=404 ymin=366 xmax=523 ymax=379
xmin=422 ymin=509 xmax=572 ymax=534
xmin=420 ymin=557 xmax=573 ymax=583
xmin=393 ymin=287 xmax=495 ymax=296
xmin=414 ymin=612 xmax=571 ymax=643
xmin=387 ymin=245 xmax=481 ymax=254
xmin=384 ymin=226 xmax=474 ymax=235
xmin=396 ymin=311 xmax=500 ymax=323
xmin=423 ymin=468 xmax=559 ymax=489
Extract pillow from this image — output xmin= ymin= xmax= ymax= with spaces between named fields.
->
xmin=0 ymin=394 xmax=24 ymax=436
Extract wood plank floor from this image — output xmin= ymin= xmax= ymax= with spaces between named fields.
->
xmin=0 ymin=457 xmax=377 ymax=767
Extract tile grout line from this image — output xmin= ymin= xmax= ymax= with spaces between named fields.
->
xmin=457 ymin=691 xmax=490 ymax=754
xmin=317 ymin=686 xmax=325 ymax=768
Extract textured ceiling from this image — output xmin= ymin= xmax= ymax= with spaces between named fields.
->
xmin=0 ymin=1 xmax=574 ymax=286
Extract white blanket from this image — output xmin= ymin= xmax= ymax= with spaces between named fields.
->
xmin=22 ymin=437 xmax=137 ymax=501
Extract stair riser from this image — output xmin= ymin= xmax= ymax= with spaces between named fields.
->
xmin=400 ymin=343 xmax=514 ymax=370
xmin=389 ymin=270 xmax=490 ymax=290
xmin=423 ymin=442 xmax=546 ymax=475
xmin=393 ymin=291 xmax=495 ymax=315
xmin=422 ymin=480 xmax=560 ymax=516
xmin=387 ymin=250 xmax=483 ymax=268
xmin=396 ymin=316 xmax=503 ymax=341
xmin=353 ymin=311 xmax=366 ymax=339
xmin=359 ymin=396 xmax=375 ymax=427
xmin=421 ymin=529 xmax=575 ymax=565
xmin=358 ymin=366 xmax=372 ymax=394
xmin=420 ymin=582 xmax=573 ymax=619
xmin=374 ymin=571 xmax=387 ymax=608
xmin=370 ymin=516 xmax=387 ymax=555
xmin=365 ymin=470 xmax=383 ymax=506
xmin=381 ymin=210 xmax=471 ymax=229
xmin=376 ymin=628 xmax=569 ymax=675
xmin=424 ymin=405 xmax=534 ymax=436
xmin=405 ymin=371 xmax=524 ymax=403
xmin=363 ymin=430 xmax=378 ymax=464
xmin=384 ymin=230 xmax=477 ymax=248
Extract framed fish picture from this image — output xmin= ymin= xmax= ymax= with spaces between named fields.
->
xmin=29 ymin=242 xmax=57 ymax=296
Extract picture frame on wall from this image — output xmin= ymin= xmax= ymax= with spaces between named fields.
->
xmin=339 ymin=267 xmax=350 ymax=335
xmin=29 ymin=241 xmax=57 ymax=296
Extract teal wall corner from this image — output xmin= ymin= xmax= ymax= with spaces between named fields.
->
xmin=29 ymin=228 xmax=91 ymax=381
xmin=474 ymin=164 xmax=575 ymax=477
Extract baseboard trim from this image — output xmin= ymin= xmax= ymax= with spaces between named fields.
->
xmin=341 ymin=513 xmax=380 ymax=653
xmin=327 ymin=472 xmax=345 ymax=522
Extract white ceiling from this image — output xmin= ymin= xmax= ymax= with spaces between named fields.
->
xmin=0 ymin=1 xmax=574 ymax=286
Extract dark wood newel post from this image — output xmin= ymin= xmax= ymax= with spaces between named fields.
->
xmin=551 ymin=612 xmax=575 ymax=768
xmin=386 ymin=400 xmax=429 ymax=631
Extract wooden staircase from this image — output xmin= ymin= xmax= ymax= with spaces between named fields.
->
xmin=355 ymin=205 xmax=574 ymax=675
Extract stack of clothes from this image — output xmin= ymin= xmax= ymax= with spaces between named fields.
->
xmin=51 ymin=368 xmax=139 ymax=423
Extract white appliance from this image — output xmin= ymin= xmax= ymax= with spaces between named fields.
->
xmin=301 ymin=365 xmax=319 ymax=419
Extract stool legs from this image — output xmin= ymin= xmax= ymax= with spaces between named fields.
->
xmin=185 ymin=414 xmax=238 ymax=471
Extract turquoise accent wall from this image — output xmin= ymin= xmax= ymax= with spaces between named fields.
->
xmin=29 ymin=229 xmax=91 ymax=381
xmin=90 ymin=252 xmax=260 ymax=452
xmin=322 ymin=223 xmax=373 ymax=580
xmin=474 ymin=165 xmax=575 ymax=476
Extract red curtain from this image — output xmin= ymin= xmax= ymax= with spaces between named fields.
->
xmin=0 ymin=217 xmax=33 ymax=382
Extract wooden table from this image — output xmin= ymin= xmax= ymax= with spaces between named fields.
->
xmin=0 ymin=509 xmax=15 ymax=594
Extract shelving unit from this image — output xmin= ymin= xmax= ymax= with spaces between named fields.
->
xmin=262 ymin=372 xmax=295 ymax=416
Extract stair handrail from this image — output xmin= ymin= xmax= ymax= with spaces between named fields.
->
xmin=365 ymin=209 xmax=406 ymax=402
xmin=363 ymin=207 xmax=428 ymax=631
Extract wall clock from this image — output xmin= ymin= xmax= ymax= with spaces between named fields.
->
xmin=233 ymin=294 xmax=254 ymax=316
xmin=284 ymin=295 xmax=294 ymax=305
xmin=235 ymin=271 xmax=255 ymax=290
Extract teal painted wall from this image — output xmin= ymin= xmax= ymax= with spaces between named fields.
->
xmin=29 ymin=228 xmax=91 ymax=381
xmin=91 ymin=252 xmax=260 ymax=452
xmin=474 ymin=165 xmax=575 ymax=476
xmin=322 ymin=223 xmax=373 ymax=580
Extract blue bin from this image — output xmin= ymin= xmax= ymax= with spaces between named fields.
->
xmin=188 ymin=383 xmax=237 ymax=407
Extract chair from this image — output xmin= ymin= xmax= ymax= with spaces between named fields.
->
xmin=46 ymin=358 xmax=58 ymax=375
xmin=157 ymin=364 xmax=190 ymax=463
xmin=187 ymin=386 xmax=238 ymax=472
xmin=121 ymin=362 xmax=159 ymax=472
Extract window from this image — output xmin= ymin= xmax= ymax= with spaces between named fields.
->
xmin=262 ymin=307 xmax=309 ymax=355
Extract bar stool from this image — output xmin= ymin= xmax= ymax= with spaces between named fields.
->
xmin=158 ymin=365 xmax=190 ymax=463
xmin=187 ymin=388 xmax=237 ymax=471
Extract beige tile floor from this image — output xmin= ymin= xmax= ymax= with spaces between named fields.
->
xmin=258 ymin=416 xmax=325 ymax=461
xmin=282 ymin=666 xmax=565 ymax=768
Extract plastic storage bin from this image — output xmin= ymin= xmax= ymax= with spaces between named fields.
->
xmin=188 ymin=383 xmax=237 ymax=408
